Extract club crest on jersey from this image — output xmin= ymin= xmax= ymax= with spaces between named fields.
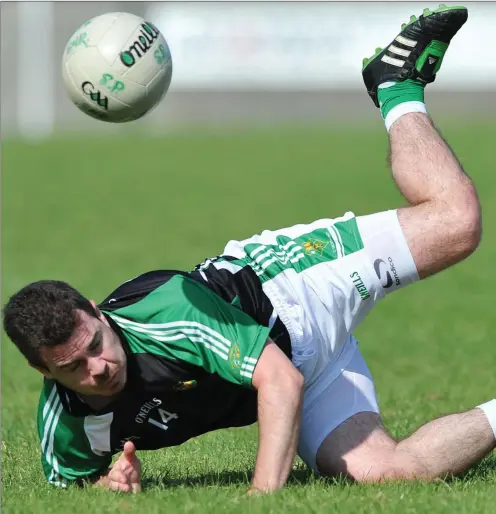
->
xmin=303 ymin=239 xmax=328 ymax=256
xmin=174 ymin=380 xmax=197 ymax=391
xmin=229 ymin=343 xmax=242 ymax=369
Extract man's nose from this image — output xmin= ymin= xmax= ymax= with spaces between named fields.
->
xmin=88 ymin=357 xmax=107 ymax=379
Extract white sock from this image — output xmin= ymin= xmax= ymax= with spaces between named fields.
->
xmin=476 ymin=399 xmax=496 ymax=439
xmin=384 ymin=101 xmax=428 ymax=132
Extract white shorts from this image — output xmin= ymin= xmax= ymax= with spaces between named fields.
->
xmin=223 ymin=209 xmax=419 ymax=471
xmin=298 ymin=346 xmax=379 ymax=472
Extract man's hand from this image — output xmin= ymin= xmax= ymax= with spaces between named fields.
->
xmin=95 ymin=441 xmax=142 ymax=493
xmin=250 ymin=339 xmax=304 ymax=493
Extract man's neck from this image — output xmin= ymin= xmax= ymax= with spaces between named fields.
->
xmin=76 ymin=393 xmax=116 ymax=411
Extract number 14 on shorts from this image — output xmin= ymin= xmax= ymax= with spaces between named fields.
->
xmin=148 ymin=408 xmax=179 ymax=431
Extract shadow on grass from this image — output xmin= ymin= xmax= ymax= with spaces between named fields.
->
xmin=142 ymin=455 xmax=496 ymax=490
xmin=459 ymin=456 xmax=496 ymax=482
xmin=142 ymin=467 xmax=318 ymax=490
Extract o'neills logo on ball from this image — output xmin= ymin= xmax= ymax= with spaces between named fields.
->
xmin=120 ymin=22 xmax=160 ymax=68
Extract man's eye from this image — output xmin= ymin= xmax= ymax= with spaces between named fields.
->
xmin=89 ymin=339 xmax=101 ymax=352
xmin=68 ymin=362 xmax=81 ymax=372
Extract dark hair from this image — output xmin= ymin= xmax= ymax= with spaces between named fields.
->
xmin=3 ymin=280 xmax=97 ymax=368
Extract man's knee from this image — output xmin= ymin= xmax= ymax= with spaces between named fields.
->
xmin=319 ymin=444 xmax=430 ymax=484
xmin=453 ymin=183 xmax=482 ymax=256
xmin=314 ymin=412 xmax=431 ymax=484
xmin=398 ymin=180 xmax=481 ymax=278
xmin=355 ymin=448 xmax=430 ymax=483
xmin=435 ymin=177 xmax=482 ymax=258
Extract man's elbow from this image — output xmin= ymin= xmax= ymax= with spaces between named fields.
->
xmin=274 ymin=364 xmax=304 ymax=397
xmin=252 ymin=340 xmax=305 ymax=394
xmin=290 ymin=367 xmax=305 ymax=392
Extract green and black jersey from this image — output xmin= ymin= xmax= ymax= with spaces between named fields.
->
xmin=38 ymin=265 xmax=291 ymax=487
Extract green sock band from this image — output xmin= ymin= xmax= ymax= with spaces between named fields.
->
xmin=378 ymin=79 xmax=425 ymax=119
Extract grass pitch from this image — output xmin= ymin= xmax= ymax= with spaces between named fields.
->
xmin=2 ymin=121 xmax=496 ymax=513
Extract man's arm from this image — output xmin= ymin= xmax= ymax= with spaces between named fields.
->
xmin=250 ymin=339 xmax=304 ymax=493
xmin=107 ymin=276 xmax=303 ymax=493
xmin=37 ymin=381 xmax=113 ymax=488
xmin=93 ymin=344 xmax=302 ymax=496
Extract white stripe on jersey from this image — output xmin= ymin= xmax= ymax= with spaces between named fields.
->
xmin=111 ymin=316 xmax=233 ymax=351
xmin=113 ymin=319 xmax=230 ymax=360
xmin=84 ymin=413 xmax=114 ymax=456
xmin=41 ymin=393 xmax=61 ymax=454
xmin=42 ymin=385 xmax=58 ymax=419
xmin=211 ymin=260 xmax=244 ymax=274
xmin=328 ymin=224 xmax=345 ymax=258
xmin=45 ymin=401 xmax=63 ymax=467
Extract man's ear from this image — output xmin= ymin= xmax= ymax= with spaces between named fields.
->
xmin=90 ymin=300 xmax=108 ymax=326
xmin=29 ymin=363 xmax=53 ymax=379
xmin=90 ymin=300 xmax=102 ymax=317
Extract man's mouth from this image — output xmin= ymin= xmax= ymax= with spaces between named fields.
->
xmin=106 ymin=372 xmax=119 ymax=389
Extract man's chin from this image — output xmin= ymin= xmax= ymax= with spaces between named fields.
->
xmin=103 ymin=372 xmax=126 ymax=396
xmin=74 ymin=370 xmax=126 ymax=398
xmin=78 ymin=381 xmax=124 ymax=398
xmin=93 ymin=382 xmax=124 ymax=398
xmin=80 ymin=382 xmax=125 ymax=399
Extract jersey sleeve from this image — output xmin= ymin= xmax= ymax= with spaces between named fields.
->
xmin=37 ymin=381 xmax=113 ymax=487
xmin=108 ymin=275 xmax=272 ymax=387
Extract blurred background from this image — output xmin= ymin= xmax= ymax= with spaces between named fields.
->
xmin=3 ymin=4 xmax=496 ymax=510
xmin=1 ymin=1 xmax=495 ymax=137
xmin=2 ymin=1 xmax=496 ymax=371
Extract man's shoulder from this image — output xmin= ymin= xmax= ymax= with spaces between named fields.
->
xmin=101 ymin=271 xmax=215 ymax=324
xmin=38 ymin=378 xmax=57 ymax=406
xmin=98 ymin=269 xmax=197 ymax=312
xmin=38 ymin=379 xmax=96 ymax=419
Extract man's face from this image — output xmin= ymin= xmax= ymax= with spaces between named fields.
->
xmin=38 ymin=305 xmax=127 ymax=397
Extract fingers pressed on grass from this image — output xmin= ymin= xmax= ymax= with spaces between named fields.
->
xmin=110 ymin=471 xmax=129 ymax=484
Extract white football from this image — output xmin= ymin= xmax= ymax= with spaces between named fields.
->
xmin=62 ymin=12 xmax=173 ymax=123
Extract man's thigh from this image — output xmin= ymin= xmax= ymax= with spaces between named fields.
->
xmin=298 ymin=347 xmax=388 ymax=474
xmin=223 ymin=210 xmax=420 ymax=387
xmin=314 ymin=411 xmax=430 ymax=482
xmin=315 ymin=412 xmax=395 ymax=480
